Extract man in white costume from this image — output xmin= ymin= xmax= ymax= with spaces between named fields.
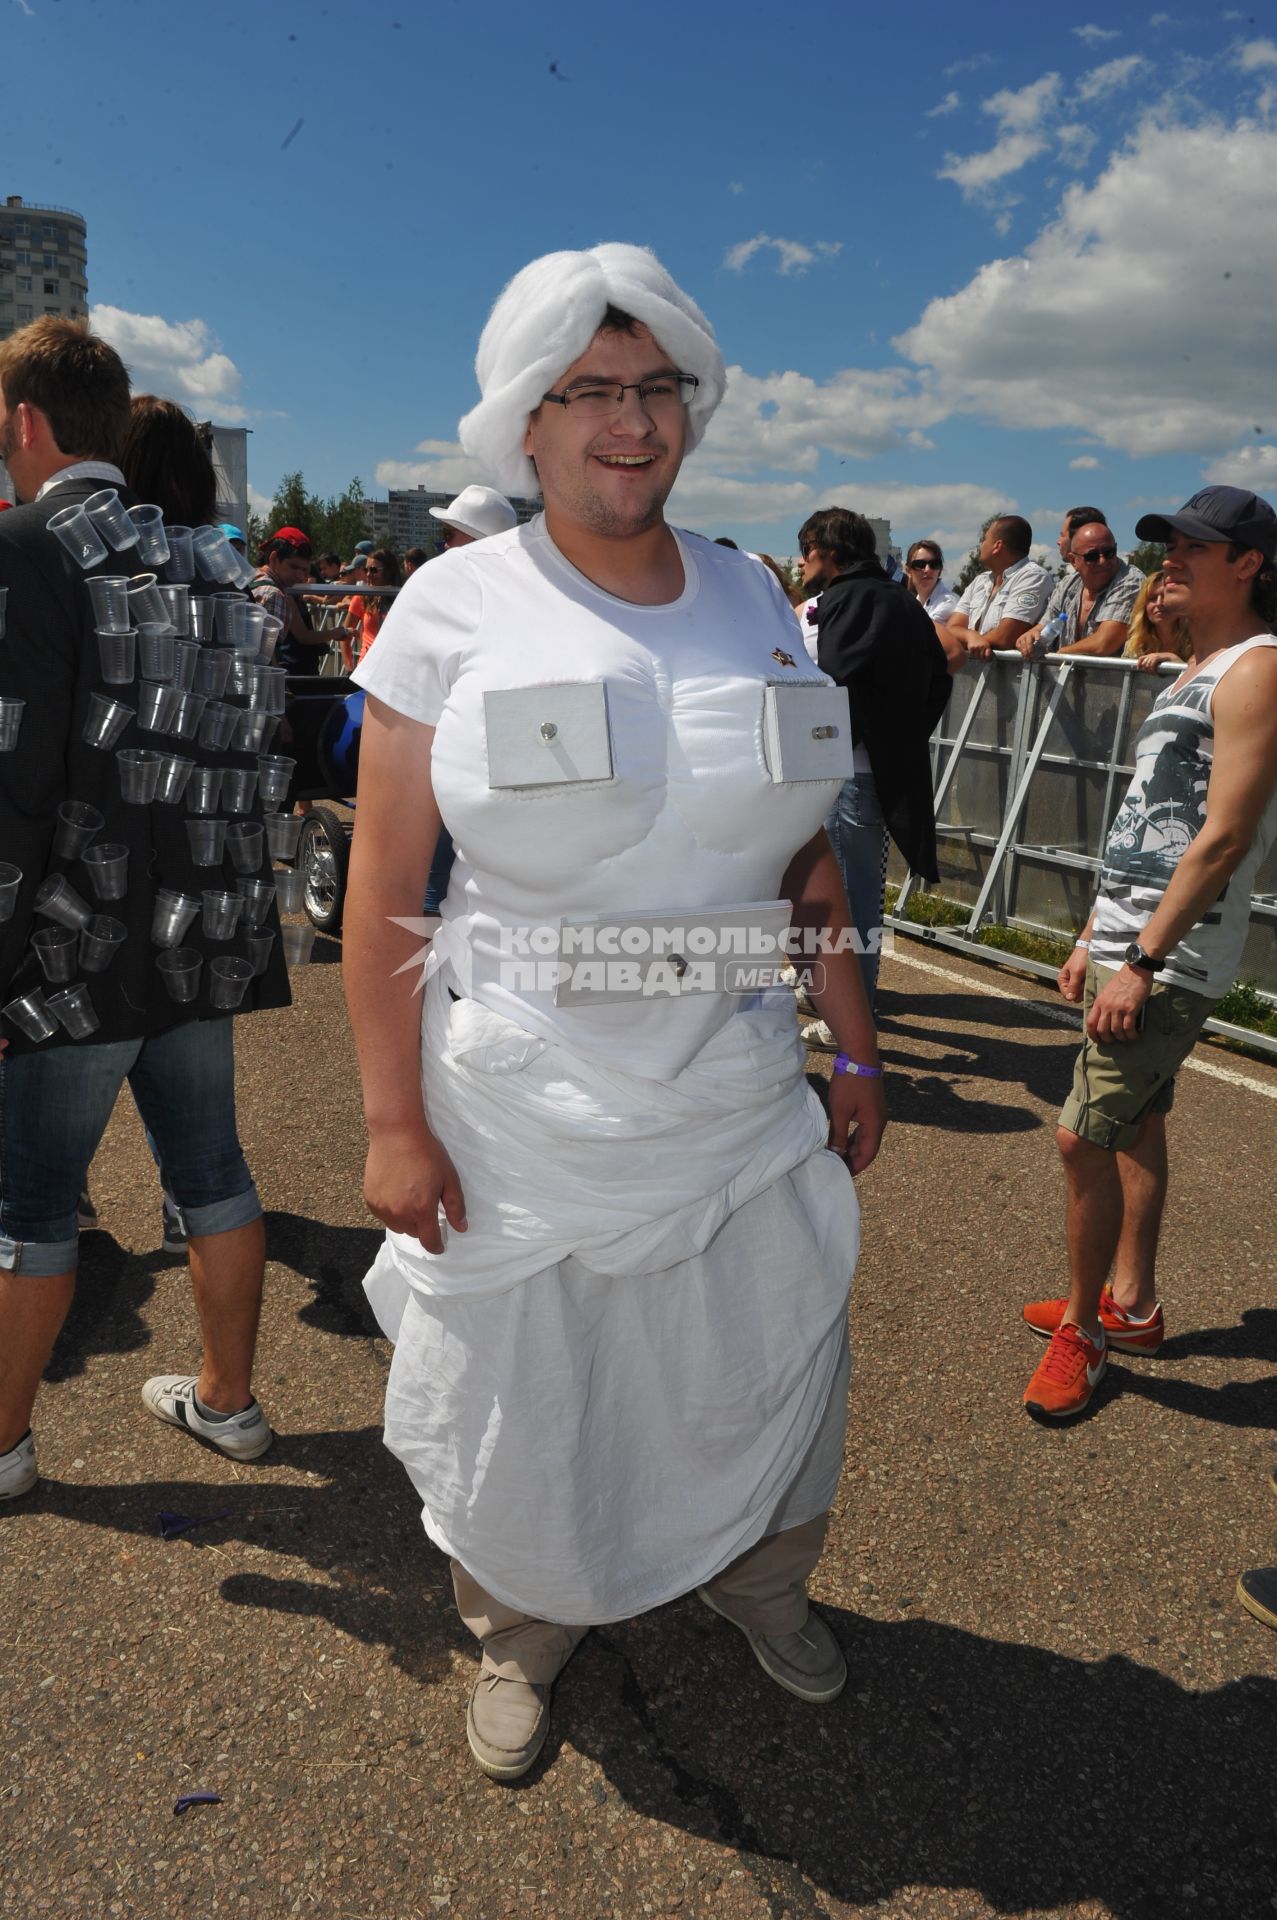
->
xmin=344 ymin=244 xmax=885 ymax=1781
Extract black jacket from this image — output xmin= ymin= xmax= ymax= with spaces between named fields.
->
xmin=0 ymin=477 xmax=291 ymax=1052
xmin=814 ymin=560 xmax=951 ymax=883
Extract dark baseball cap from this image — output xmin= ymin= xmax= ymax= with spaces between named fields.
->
xmin=1135 ymin=485 xmax=1277 ymax=561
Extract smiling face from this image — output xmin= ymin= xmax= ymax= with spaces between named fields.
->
xmin=522 ymin=321 xmax=687 ymax=542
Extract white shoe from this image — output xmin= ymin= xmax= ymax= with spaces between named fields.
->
xmin=0 ymin=1431 xmax=38 ymax=1501
xmin=800 ymin=1019 xmax=836 ymax=1049
xmin=141 ymin=1375 xmax=273 ymax=1461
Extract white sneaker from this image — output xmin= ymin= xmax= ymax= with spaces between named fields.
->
xmin=800 ymin=1019 xmax=836 ymax=1049
xmin=141 ymin=1375 xmax=273 ymax=1461
xmin=0 ymin=1431 xmax=38 ymax=1501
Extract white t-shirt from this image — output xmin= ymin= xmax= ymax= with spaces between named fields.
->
xmin=920 ymin=579 xmax=959 ymax=624
xmin=957 ymin=556 xmax=1053 ymax=634
xmin=353 ymin=517 xmax=848 ymax=1078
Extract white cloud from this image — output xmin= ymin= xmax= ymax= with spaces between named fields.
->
xmin=1073 ymin=23 xmax=1121 ymax=41
xmin=898 ymin=113 xmax=1277 ymax=458
xmin=945 ymin=52 xmax=993 ymax=77
xmin=723 ymin=234 xmax=842 ymax=276
xmin=729 ymin=180 xmax=744 ymax=194
xmin=375 ymin=439 xmax=487 ymax=493
xmin=822 ymin=481 xmax=1016 ymax=557
xmin=246 ymin=482 xmax=275 ymax=520
xmin=1236 ymin=38 xmax=1277 ymax=69
xmin=985 ymin=74 xmax=1062 ymax=130
xmin=927 ymin=90 xmax=961 ymax=118
xmin=1202 ymin=444 xmax=1277 ymax=487
xmin=939 ymin=73 xmax=1060 ymax=196
xmin=1056 ymin=122 xmax=1098 ymax=166
xmin=91 ymin=304 xmax=247 ymax=421
xmin=1075 ymin=54 xmax=1149 ymax=102
xmin=666 ymin=470 xmax=814 ymax=528
xmin=698 ymin=364 xmax=939 ymax=473
xmin=1069 ymin=455 xmax=1102 ymax=470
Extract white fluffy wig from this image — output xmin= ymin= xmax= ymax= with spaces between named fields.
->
xmin=458 ymin=243 xmax=726 ymax=500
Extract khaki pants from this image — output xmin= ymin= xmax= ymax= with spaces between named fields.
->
xmin=452 ymin=1512 xmax=829 ymax=1683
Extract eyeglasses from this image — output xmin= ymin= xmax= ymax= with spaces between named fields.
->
xmin=1077 ymin=546 xmax=1117 ymax=563
xmin=541 ymin=373 xmax=699 ymax=417
xmin=908 ymin=557 xmax=941 ymax=571
xmin=365 ymin=566 xmax=384 ymax=576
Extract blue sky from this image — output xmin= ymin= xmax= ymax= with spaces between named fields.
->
xmin=6 ymin=0 xmax=1277 ymax=568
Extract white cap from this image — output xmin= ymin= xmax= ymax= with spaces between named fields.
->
xmin=429 ymin=484 xmax=519 ymax=542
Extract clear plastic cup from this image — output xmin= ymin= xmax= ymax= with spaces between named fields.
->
xmin=82 ymin=694 xmax=133 ymax=751
xmin=128 ymin=574 xmax=169 ymax=630
xmin=3 ymin=988 xmax=59 ymax=1042
xmin=87 ymin=575 xmax=132 ymax=633
xmin=224 ymin=652 xmax=255 ymax=698
xmin=255 ymin=666 xmax=288 ymax=716
xmin=198 ymin=700 xmax=239 ymax=752
xmin=189 ymin=595 xmax=217 ymax=642
xmin=96 ymin=628 xmax=136 ymax=685
xmin=117 ymin=747 xmax=162 ymax=804
xmin=127 ymin=504 xmax=170 ymax=567
xmin=235 ymin=876 xmax=275 ymax=921
xmin=281 ymin=922 xmax=316 ymax=966
xmin=53 ymin=799 xmax=105 ymax=860
xmin=164 ymin=527 xmax=195 ymax=585
xmin=235 ymin=709 xmax=272 ymax=753
xmin=194 ymin=648 xmax=232 ymax=698
xmin=186 ymin=818 xmax=228 ymax=866
xmin=171 ymin=640 xmax=199 ymax=691
xmin=208 ymin=954 xmax=254 ymax=1009
xmin=167 ymin=691 xmax=207 ymax=741
xmin=257 ymin=754 xmax=296 ymax=807
xmin=156 ymin=947 xmax=202 ymax=1002
xmin=153 ymin=753 xmax=196 ymax=805
xmin=157 ymin=584 xmax=190 ymax=635
xmin=264 ymin=810 xmax=302 ymax=860
xmin=0 ymin=585 xmax=6 ymax=640
xmin=201 ymin=888 xmax=244 ymax=940
xmin=0 ymin=861 xmax=21 ymax=922
xmin=240 ymin=604 xmax=268 ymax=650
xmin=139 ymin=630 xmax=176 ymax=682
xmin=137 ymin=682 xmax=178 ymax=734
xmin=273 ymin=867 xmax=305 ymax=914
xmin=32 ymin=924 xmax=78 ymax=982
xmin=78 ymin=913 xmax=127 ymax=973
xmin=225 ymin=822 xmax=264 ymax=874
xmin=33 ymin=873 xmax=93 ymax=929
xmin=151 ymin=888 xmax=200 ymax=948
xmin=186 ymin=767 xmax=223 ymax=815
xmin=0 ymin=696 xmax=27 ymax=751
xmin=221 ymin=768 xmax=258 ymax=813
xmin=46 ymin=983 xmax=100 ymax=1039
xmin=244 ymin=926 xmax=275 ymax=977
xmin=192 ymin=526 xmax=241 ymax=585
xmin=223 ymin=546 xmax=256 ymax=590
xmin=256 ymin=614 xmax=284 ymax=665
xmin=84 ymin=488 xmax=140 ymax=553
xmin=82 ymin=842 xmax=129 ymax=900
xmin=215 ymin=595 xmax=252 ymax=647
xmin=48 ymin=502 xmax=108 ymax=569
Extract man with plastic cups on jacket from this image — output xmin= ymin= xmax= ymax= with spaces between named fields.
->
xmin=0 ymin=320 xmax=290 ymax=1507
xmin=344 ymin=244 xmax=885 ymax=1783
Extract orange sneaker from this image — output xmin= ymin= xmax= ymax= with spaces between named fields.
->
xmin=1024 ymin=1322 xmax=1106 ymax=1421
xmin=1023 ymin=1285 xmax=1164 ymax=1355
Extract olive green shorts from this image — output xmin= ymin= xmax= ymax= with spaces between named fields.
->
xmin=1058 ymin=960 xmax=1217 ymax=1152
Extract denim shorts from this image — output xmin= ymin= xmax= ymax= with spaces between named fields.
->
xmin=0 ymin=1018 xmax=260 ymax=1276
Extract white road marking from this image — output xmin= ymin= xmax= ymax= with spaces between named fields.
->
xmin=887 ymin=948 xmax=1277 ymax=1102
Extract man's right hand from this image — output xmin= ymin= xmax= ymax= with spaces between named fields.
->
xmin=966 ymin=630 xmax=994 ymax=659
xmin=1058 ymin=947 xmax=1089 ymax=1003
xmin=363 ymin=1124 xmax=468 ymax=1254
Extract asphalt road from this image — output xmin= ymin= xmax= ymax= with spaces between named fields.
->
xmin=4 ymin=934 xmax=1276 ymax=1920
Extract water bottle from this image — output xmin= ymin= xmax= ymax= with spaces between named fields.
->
xmin=1034 ymin=611 xmax=1067 ymax=657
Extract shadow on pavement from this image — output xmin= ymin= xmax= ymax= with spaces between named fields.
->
xmin=262 ymin=1209 xmax=383 ymax=1338
xmin=45 ymin=1233 xmax=171 ymax=1383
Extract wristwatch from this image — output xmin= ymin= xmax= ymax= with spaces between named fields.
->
xmin=1124 ymin=942 xmax=1163 ymax=974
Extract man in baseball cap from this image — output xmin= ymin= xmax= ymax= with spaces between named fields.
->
xmin=429 ymin=483 xmax=518 ymax=550
xmin=1021 ymin=482 xmax=1277 ymax=1421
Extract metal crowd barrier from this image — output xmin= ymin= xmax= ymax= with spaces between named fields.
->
xmin=887 ymin=653 xmax=1277 ymax=1057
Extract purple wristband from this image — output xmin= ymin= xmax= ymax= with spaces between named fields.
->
xmin=833 ymin=1054 xmax=882 ymax=1078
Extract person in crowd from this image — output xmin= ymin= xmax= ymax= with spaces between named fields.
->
xmin=751 ymin=552 xmax=795 ymax=601
xmin=1016 ymin=519 xmax=1141 ymax=657
xmin=1021 ymin=486 xmax=1277 ymax=1419
xmin=343 ymin=243 xmax=883 ymax=1782
xmin=903 ymin=540 xmax=958 ymax=624
xmin=221 ymin=523 xmax=247 ymax=556
xmin=797 ymin=507 xmax=951 ymax=1018
xmin=402 ymin=547 xmax=428 ymax=577
xmin=1057 ymin=505 xmax=1107 ymax=567
xmin=939 ymin=515 xmax=1052 ymax=670
xmin=316 ymin=552 xmax=342 ymax=583
xmin=343 ymin=547 xmax=402 ymax=667
xmin=0 ymin=320 xmax=289 ymax=1503
xmin=1127 ymin=569 xmax=1194 ymax=670
xmin=428 ymin=484 xmax=518 ymax=552
xmin=252 ymin=527 xmax=330 ymax=673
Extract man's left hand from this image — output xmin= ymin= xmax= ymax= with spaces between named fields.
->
xmin=1087 ymin=965 xmax=1152 ymax=1043
xmin=827 ymin=1069 xmax=886 ymax=1174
